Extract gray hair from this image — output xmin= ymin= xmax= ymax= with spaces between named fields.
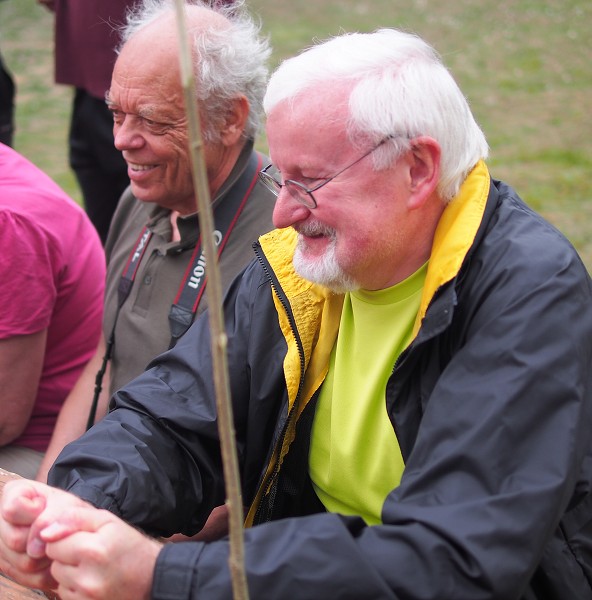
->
xmin=119 ymin=0 xmax=270 ymax=142
xmin=264 ymin=29 xmax=489 ymax=201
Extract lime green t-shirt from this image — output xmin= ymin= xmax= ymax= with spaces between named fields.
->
xmin=309 ymin=263 xmax=427 ymax=524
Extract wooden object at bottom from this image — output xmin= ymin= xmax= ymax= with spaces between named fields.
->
xmin=0 ymin=468 xmax=60 ymax=600
xmin=0 ymin=573 xmax=57 ymax=600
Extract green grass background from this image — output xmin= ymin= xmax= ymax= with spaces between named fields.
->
xmin=1 ymin=0 xmax=590 ymax=271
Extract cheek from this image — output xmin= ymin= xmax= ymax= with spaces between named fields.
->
xmin=160 ymin=131 xmax=190 ymax=164
xmin=335 ymin=211 xmax=392 ymax=263
xmin=160 ymin=142 xmax=189 ymax=183
xmin=332 ymin=218 xmax=370 ymax=264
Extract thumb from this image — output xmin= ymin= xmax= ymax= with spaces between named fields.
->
xmin=39 ymin=506 xmax=113 ymax=543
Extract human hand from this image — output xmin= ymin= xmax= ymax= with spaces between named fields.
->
xmin=40 ymin=507 xmax=162 ymax=600
xmin=167 ymin=503 xmax=229 ymax=543
xmin=0 ymin=479 xmax=57 ymax=591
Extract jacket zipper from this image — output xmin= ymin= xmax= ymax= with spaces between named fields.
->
xmin=252 ymin=242 xmax=307 ymax=522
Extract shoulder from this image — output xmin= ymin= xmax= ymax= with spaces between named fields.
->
xmin=0 ymin=209 xmax=53 ymax=255
xmin=0 ymin=212 xmax=58 ymax=336
xmin=481 ymin=181 xmax=588 ymax=285
xmin=457 ymin=181 xmax=592 ymax=334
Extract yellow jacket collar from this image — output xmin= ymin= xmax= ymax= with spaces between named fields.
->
xmin=258 ymin=228 xmax=342 ymax=411
xmin=414 ymin=160 xmax=490 ymax=334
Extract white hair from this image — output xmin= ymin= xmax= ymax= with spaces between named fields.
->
xmin=119 ymin=0 xmax=270 ymax=142
xmin=264 ymin=29 xmax=489 ymax=201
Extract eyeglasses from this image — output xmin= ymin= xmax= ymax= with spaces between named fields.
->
xmin=258 ymin=135 xmax=396 ymax=209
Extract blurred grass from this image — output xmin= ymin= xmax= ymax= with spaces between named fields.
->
xmin=0 ymin=0 xmax=76 ymax=196
xmin=1 ymin=0 xmax=590 ymax=271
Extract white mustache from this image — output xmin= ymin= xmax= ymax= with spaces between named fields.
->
xmin=296 ymin=222 xmax=336 ymax=240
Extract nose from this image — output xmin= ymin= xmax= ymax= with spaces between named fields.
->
xmin=113 ymin=116 xmax=144 ymax=152
xmin=272 ymin=188 xmax=312 ymax=229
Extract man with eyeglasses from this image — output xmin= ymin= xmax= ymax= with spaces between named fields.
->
xmin=0 ymin=27 xmax=591 ymax=600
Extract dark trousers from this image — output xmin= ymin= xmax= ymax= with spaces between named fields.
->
xmin=69 ymin=88 xmax=129 ymax=244
xmin=0 ymin=51 xmax=15 ymax=147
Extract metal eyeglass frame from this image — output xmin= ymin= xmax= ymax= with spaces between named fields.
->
xmin=258 ymin=134 xmax=397 ymax=209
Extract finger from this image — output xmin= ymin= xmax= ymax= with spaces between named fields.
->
xmin=38 ymin=508 xmax=115 ymax=566
xmin=0 ymin=549 xmax=56 ymax=591
xmin=26 ymin=492 xmax=94 ymax=559
xmin=0 ymin=519 xmax=32 ymax=554
xmin=26 ymin=533 xmax=47 ymax=560
xmin=46 ymin=529 xmax=105 ymax=569
xmin=38 ymin=520 xmax=79 ymax=543
xmin=0 ymin=481 xmax=48 ymax=559
xmin=1 ymin=480 xmax=47 ymax=526
xmin=51 ymin=559 xmax=102 ymax=600
xmin=40 ymin=507 xmax=114 ymax=543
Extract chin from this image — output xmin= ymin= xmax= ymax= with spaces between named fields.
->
xmin=293 ymin=247 xmax=358 ymax=293
xmin=129 ymin=183 xmax=149 ymax=201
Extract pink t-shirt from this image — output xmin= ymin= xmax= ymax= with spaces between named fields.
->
xmin=0 ymin=143 xmax=106 ymax=452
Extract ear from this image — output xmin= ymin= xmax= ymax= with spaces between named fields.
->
xmin=406 ymin=136 xmax=441 ymax=210
xmin=220 ymin=96 xmax=250 ymax=147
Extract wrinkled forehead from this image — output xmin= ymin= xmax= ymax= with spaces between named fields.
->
xmin=119 ymin=21 xmax=179 ymax=70
xmin=110 ymin=27 xmax=182 ymax=103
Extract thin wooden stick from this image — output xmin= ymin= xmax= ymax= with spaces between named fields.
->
xmin=172 ymin=3 xmax=249 ymax=599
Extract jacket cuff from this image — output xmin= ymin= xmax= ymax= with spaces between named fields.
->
xmin=49 ymin=478 xmax=123 ymax=514
xmin=152 ymin=542 xmax=205 ymax=600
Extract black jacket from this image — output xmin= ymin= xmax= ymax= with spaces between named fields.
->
xmin=51 ymin=162 xmax=592 ymax=599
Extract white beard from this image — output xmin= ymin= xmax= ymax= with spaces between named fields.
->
xmin=293 ymin=223 xmax=358 ymax=293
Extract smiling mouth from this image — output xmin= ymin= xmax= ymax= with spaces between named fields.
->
xmin=128 ymin=162 xmax=156 ymax=172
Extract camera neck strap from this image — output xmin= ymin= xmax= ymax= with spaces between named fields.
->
xmin=87 ymin=151 xmax=263 ymax=429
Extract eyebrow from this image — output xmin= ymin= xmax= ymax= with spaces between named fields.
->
xmin=104 ymin=93 xmax=162 ymax=122
xmin=137 ymin=106 xmax=161 ymax=121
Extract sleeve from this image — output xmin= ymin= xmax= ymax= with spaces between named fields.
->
xmin=0 ymin=211 xmax=58 ymax=338
xmin=48 ymin=307 xmax=226 ymax=535
xmin=48 ymin=258 xmax=268 ymax=537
